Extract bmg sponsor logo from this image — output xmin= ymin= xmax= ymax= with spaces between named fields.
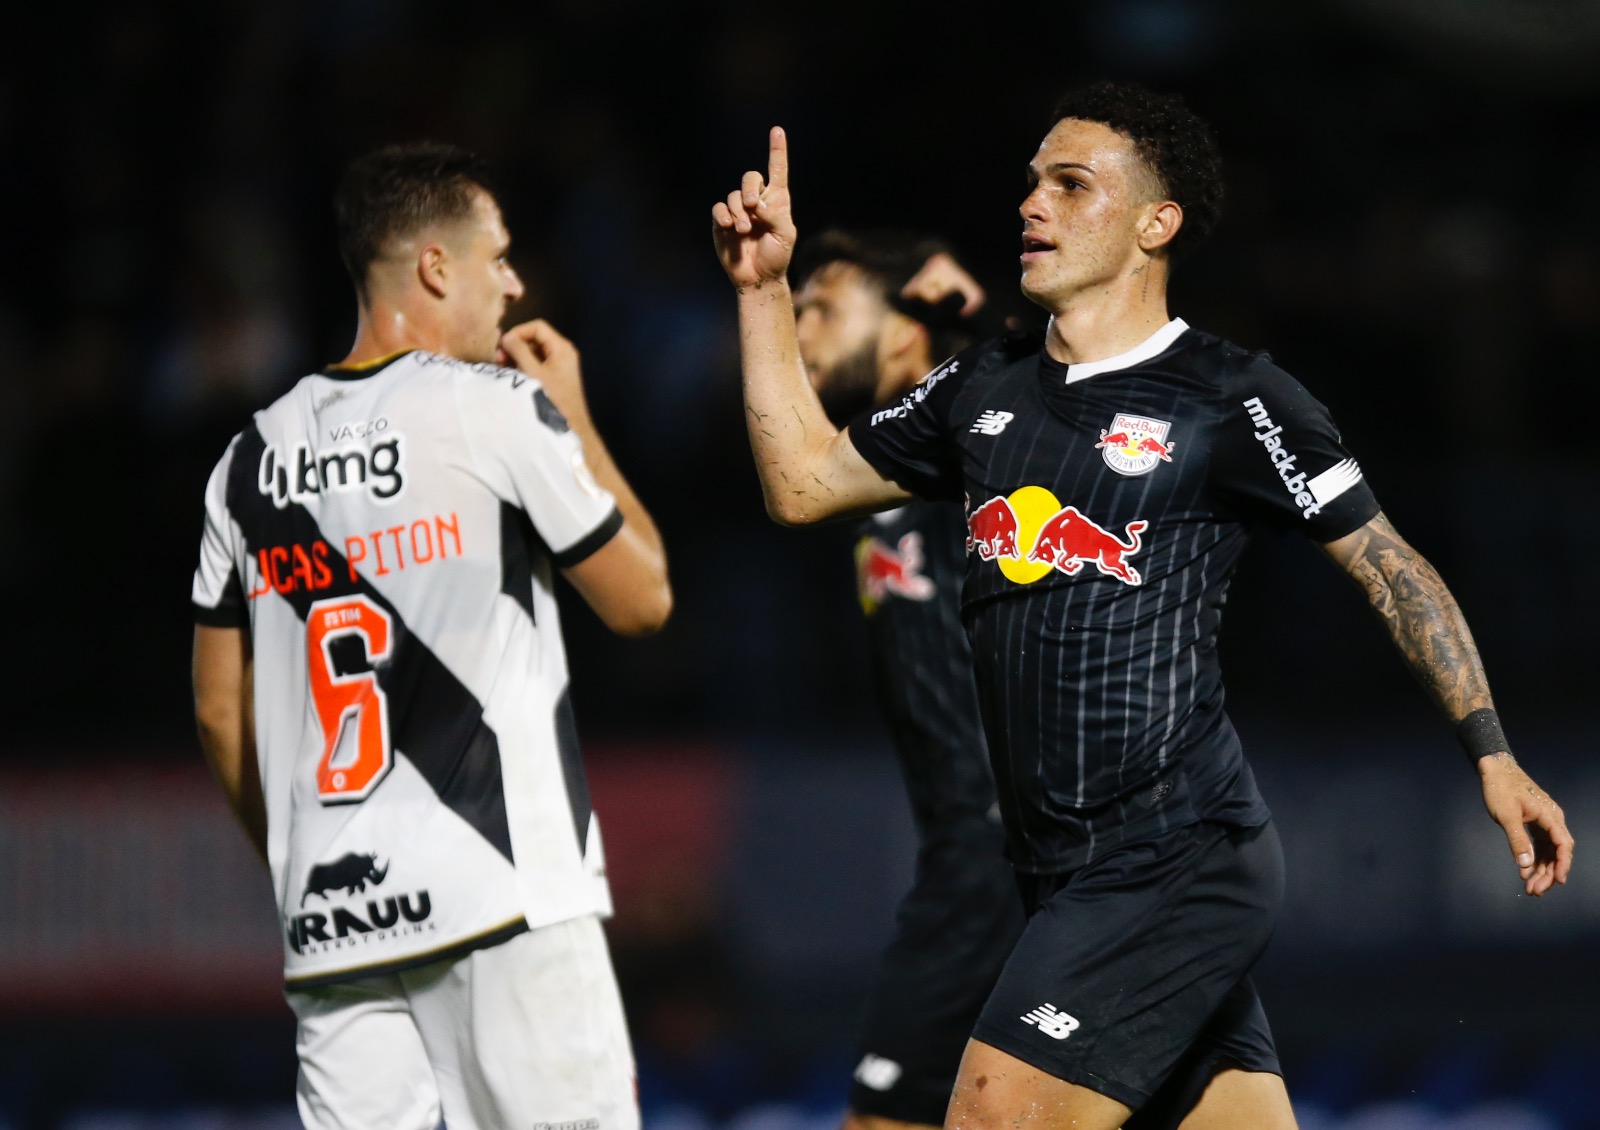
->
xmin=258 ymin=423 xmax=405 ymax=509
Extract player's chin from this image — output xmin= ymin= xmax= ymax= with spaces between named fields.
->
xmin=1018 ymin=269 xmax=1062 ymax=310
xmin=462 ymin=334 xmax=502 ymax=367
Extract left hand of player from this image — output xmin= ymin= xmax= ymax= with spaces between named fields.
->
xmin=499 ymin=319 xmax=591 ymax=425
xmin=1478 ymin=753 xmax=1573 ymax=896
xmin=901 ymin=251 xmax=985 ymax=316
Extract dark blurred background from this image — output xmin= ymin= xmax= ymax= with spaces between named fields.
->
xmin=1 ymin=0 xmax=1597 ymax=1127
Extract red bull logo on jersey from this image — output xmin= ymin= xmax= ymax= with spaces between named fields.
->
xmin=1096 ymin=413 xmax=1175 ymax=476
xmin=856 ymin=532 xmax=936 ymax=614
xmin=967 ymin=496 xmax=1021 ymax=561
xmin=966 ymin=486 xmax=1148 ymax=587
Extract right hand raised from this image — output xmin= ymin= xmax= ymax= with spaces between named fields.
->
xmin=712 ymin=126 xmax=796 ymax=289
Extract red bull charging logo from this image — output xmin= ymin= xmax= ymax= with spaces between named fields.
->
xmin=1095 ymin=412 xmax=1175 ymax=477
xmin=856 ymin=532 xmax=937 ymax=613
xmin=967 ymin=486 xmax=1148 ymax=586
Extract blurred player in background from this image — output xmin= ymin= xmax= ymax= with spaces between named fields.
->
xmin=791 ymin=229 xmax=1024 ymax=1130
xmin=712 ymin=84 xmax=1571 ymax=1129
xmin=191 ymin=142 xmax=669 ymax=1130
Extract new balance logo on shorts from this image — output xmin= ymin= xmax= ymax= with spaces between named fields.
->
xmin=1021 ymin=1003 xmax=1081 ymax=1040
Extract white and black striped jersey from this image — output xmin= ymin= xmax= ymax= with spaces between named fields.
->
xmin=192 ymin=349 xmax=622 ymax=988
xmin=849 ymin=320 xmax=1380 ymax=873
xmin=854 ymin=503 xmax=997 ymax=838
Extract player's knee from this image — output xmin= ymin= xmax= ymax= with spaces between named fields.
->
xmin=946 ymin=1047 xmax=1130 ymax=1130
xmin=945 ymin=1073 xmax=1027 ymax=1130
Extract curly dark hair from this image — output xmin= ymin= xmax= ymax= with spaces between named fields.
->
xmin=1051 ymin=82 xmax=1223 ymax=259
xmin=335 ymin=141 xmax=498 ymax=300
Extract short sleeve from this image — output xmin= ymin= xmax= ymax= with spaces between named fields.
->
xmin=846 ymin=346 xmax=978 ymax=502
xmin=193 ymin=435 xmax=249 ymax=627
xmin=1210 ymin=358 xmax=1381 ymax=540
xmin=459 ymin=368 xmax=622 ymax=567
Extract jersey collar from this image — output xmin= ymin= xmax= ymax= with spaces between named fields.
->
xmin=1059 ymin=318 xmax=1190 ymax=384
xmin=321 ymin=349 xmax=416 ymax=381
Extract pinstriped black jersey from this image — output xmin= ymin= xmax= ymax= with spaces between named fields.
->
xmin=849 ymin=320 xmax=1381 ymax=872
xmin=854 ymin=502 xmax=997 ymax=838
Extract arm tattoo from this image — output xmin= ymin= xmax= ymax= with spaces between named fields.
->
xmin=1335 ymin=513 xmax=1494 ymax=721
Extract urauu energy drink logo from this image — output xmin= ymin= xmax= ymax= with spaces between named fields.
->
xmin=967 ymin=487 xmax=1148 ymax=586
xmin=287 ymin=851 xmax=434 ymax=956
xmin=1095 ymin=412 xmax=1175 ymax=476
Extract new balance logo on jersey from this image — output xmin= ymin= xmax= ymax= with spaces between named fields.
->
xmin=971 ymin=410 xmax=1014 ymax=435
xmin=258 ymin=435 xmax=405 ymax=509
xmin=1021 ymin=1003 xmax=1081 ymax=1040
xmin=853 ymin=1054 xmax=904 ymax=1091
xmin=1243 ymin=397 xmax=1362 ymax=519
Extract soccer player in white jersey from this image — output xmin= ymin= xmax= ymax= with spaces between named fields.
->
xmin=191 ymin=142 xmax=671 ymax=1130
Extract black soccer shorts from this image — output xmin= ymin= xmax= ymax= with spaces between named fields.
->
xmin=971 ymin=820 xmax=1284 ymax=1121
xmin=848 ymin=822 xmax=1026 ymax=1125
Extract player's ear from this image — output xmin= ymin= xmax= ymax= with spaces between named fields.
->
xmin=417 ymin=243 xmax=450 ymax=299
xmin=1137 ymin=200 xmax=1183 ymax=255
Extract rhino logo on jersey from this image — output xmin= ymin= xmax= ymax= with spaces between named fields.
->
xmin=301 ymin=853 xmax=389 ymax=905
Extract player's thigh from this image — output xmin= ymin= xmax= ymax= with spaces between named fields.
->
xmin=1178 ymin=1069 xmax=1297 ymax=1130
xmin=973 ymin=823 xmax=1282 ymax=1115
xmin=404 ymin=914 xmax=638 ymax=1130
xmin=286 ymin=978 xmax=441 ymax=1130
xmin=1127 ymin=975 xmax=1285 ymax=1129
xmin=946 ymin=1038 xmax=1130 ymax=1130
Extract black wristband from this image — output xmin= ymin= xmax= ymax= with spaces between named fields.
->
xmin=1457 ymin=708 xmax=1509 ymax=764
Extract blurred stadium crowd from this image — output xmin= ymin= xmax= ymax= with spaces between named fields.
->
xmin=2 ymin=0 xmax=1598 ymax=1126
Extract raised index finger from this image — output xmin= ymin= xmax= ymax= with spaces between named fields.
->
xmin=768 ymin=126 xmax=788 ymax=189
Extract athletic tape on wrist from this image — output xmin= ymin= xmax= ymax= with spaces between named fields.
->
xmin=1457 ymin=708 xmax=1509 ymax=764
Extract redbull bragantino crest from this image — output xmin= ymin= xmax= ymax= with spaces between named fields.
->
xmin=967 ymin=487 xmax=1147 ymax=586
xmin=1095 ymin=412 xmax=1175 ymax=476
xmin=288 ymin=852 xmax=435 ymax=956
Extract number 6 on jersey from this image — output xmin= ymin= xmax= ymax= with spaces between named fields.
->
xmin=307 ymin=595 xmax=394 ymax=803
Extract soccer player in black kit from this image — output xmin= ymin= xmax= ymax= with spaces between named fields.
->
xmin=791 ymin=229 xmax=1024 ymax=1130
xmin=713 ymin=84 xmax=1573 ymax=1129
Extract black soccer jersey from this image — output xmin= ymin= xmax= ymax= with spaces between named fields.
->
xmin=854 ymin=502 xmax=996 ymax=836
xmin=849 ymin=320 xmax=1380 ymax=872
